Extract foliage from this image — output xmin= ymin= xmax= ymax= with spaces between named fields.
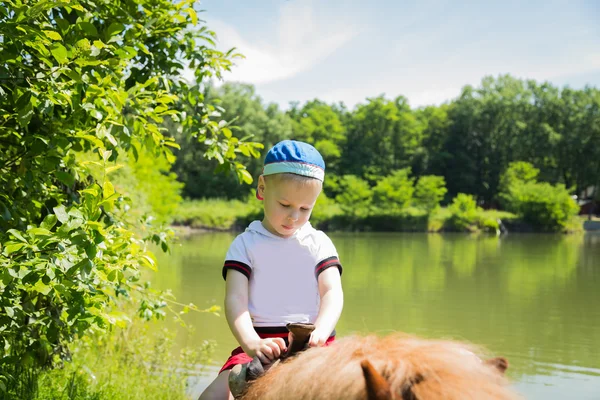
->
xmin=0 ymin=0 xmax=260 ymax=394
xmin=173 ymin=197 xmax=259 ymax=230
xmin=341 ymin=96 xmax=423 ymax=179
xmin=288 ymin=100 xmax=346 ymax=172
xmin=334 ymin=175 xmax=373 ymax=218
xmin=498 ymin=161 xmax=539 ymax=197
xmin=446 ymin=194 xmax=481 ymax=232
xmin=413 ymin=175 xmax=447 ymax=213
xmin=168 ymin=76 xmax=599 ymax=221
xmin=33 ymin=314 xmax=213 ymax=400
xmin=500 ymin=163 xmax=579 ymax=231
xmin=173 ymin=83 xmax=291 ymax=200
xmin=309 ymin=192 xmax=342 ymax=228
xmin=372 ymin=168 xmax=414 ymax=210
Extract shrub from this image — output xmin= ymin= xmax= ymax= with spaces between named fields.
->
xmin=413 ymin=175 xmax=447 ymax=213
xmin=335 ymin=175 xmax=373 ymax=218
xmin=372 ymin=168 xmax=414 ymax=210
xmin=499 ymin=162 xmax=579 ymax=231
xmin=504 ymin=182 xmax=579 ymax=231
xmin=446 ymin=193 xmax=481 ymax=231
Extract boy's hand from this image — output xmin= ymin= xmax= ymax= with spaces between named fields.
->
xmin=245 ymin=338 xmax=287 ymax=364
xmin=308 ymin=328 xmax=330 ymax=347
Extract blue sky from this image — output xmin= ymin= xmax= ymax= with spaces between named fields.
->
xmin=197 ymin=0 xmax=600 ymax=109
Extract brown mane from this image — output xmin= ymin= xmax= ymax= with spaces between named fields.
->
xmin=240 ymin=334 xmax=521 ymax=400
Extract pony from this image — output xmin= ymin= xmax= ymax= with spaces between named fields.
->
xmin=238 ymin=333 xmax=521 ymax=400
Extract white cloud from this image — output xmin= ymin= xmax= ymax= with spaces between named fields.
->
xmin=207 ymin=2 xmax=358 ymax=84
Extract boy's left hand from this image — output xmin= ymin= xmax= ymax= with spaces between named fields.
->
xmin=308 ymin=328 xmax=330 ymax=347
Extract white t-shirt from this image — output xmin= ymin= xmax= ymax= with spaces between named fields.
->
xmin=222 ymin=220 xmax=342 ymax=328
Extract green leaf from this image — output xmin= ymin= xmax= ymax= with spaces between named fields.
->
xmin=163 ymin=141 xmax=181 ymax=149
xmin=106 ymin=164 xmax=123 ymax=174
xmin=4 ymin=243 xmax=26 ymax=255
xmin=41 ymin=214 xmax=58 ymax=230
xmin=140 ymin=255 xmax=157 ymax=271
xmin=50 ymin=43 xmax=68 ymax=64
xmin=33 ymin=281 xmax=52 ymax=295
xmin=78 ymin=21 xmax=99 ymax=37
xmin=106 ymin=22 xmax=125 ymax=39
xmin=107 ymin=270 xmax=117 ymax=282
xmin=164 ymin=150 xmax=176 ymax=164
xmin=103 ymin=181 xmax=115 ymax=199
xmin=185 ymin=8 xmax=198 ymax=25
xmin=238 ymin=169 xmax=253 ymax=184
xmin=42 ymin=30 xmax=62 ymax=41
xmin=79 ymin=187 xmax=99 ymax=196
xmin=53 ymin=205 xmax=69 ymax=223
xmin=7 ymin=229 xmax=27 ymax=243
xmin=80 ymin=134 xmax=105 ymax=149
xmin=56 ymin=171 xmax=75 ymax=186
xmin=101 ymin=149 xmax=112 ymax=162
xmin=85 ymin=243 xmax=97 ymax=259
xmin=28 ymin=227 xmax=52 ymax=236
xmin=17 ymin=101 xmax=34 ymax=128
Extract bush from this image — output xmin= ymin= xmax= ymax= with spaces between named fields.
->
xmin=372 ymin=169 xmax=414 ymax=210
xmin=335 ymin=175 xmax=373 ymax=218
xmin=499 ymin=162 xmax=579 ymax=231
xmin=413 ymin=175 xmax=447 ymax=213
xmin=504 ymin=182 xmax=579 ymax=231
xmin=446 ymin=193 xmax=481 ymax=231
xmin=0 ymin=0 xmax=260 ymax=393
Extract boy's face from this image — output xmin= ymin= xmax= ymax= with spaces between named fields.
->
xmin=258 ymin=175 xmax=322 ymax=238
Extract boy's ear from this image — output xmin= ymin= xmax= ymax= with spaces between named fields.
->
xmin=257 ymin=175 xmax=266 ymax=200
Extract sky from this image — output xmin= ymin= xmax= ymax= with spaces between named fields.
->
xmin=195 ymin=0 xmax=600 ymax=110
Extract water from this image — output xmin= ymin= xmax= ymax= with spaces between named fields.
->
xmin=155 ymin=231 xmax=600 ymax=399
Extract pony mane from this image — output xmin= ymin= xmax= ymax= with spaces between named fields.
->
xmin=241 ymin=334 xmax=521 ymax=400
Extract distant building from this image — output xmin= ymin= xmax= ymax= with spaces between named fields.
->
xmin=578 ymin=185 xmax=598 ymax=216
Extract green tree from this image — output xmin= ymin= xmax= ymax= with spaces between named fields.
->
xmin=288 ymin=100 xmax=346 ymax=172
xmin=499 ymin=162 xmax=578 ymax=231
xmin=372 ymin=168 xmax=414 ymax=210
xmin=335 ymin=175 xmax=372 ymax=218
xmin=413 ymin=175 xmax=447 ymax=212
xmin=414 ymin=104 xmax=450 ymax=177
xmin=341 ymin=96 xmax=423 ymax=179
xmin=0 ymin=0 xmax=259 ymax=394
xmin=443 ymin=75 xmax=531 ymax=204
xmin=173 ymin=83 xmax=292 ymax=200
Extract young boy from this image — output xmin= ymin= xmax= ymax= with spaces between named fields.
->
xmin=199 ymin=140 xmax=344 ymax=400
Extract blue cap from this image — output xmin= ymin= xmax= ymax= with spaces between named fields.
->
xmin=262 ymin=140 xmax=325 ymax=181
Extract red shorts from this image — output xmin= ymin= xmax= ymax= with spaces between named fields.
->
xmin=219 ymin=332 xmax=335 ymax=374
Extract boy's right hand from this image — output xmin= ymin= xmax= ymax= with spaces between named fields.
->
xmin=245 ymin=338 xmax=287 ymax=364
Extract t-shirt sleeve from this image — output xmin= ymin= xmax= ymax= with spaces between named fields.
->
xmin=314 ymin=232 xmax=343 ymax=279
xmin=222 ymin=235 xmax=252 ymax=280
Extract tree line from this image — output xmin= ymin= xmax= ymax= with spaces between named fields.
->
xmin=174 ymin=77 xmax=600 ymax=208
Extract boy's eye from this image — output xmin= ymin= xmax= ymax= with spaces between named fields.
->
xmin=279 ymin=203 xmax=290 ymax=208
xmin=300 ymin=207 xmax=310 ymax=212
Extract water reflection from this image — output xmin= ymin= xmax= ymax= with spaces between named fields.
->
xmin=154 ymin=232 xmax=600 ymax=399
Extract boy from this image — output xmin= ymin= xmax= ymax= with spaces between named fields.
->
xmin=199 ymin=140 xmax=344 ymax=400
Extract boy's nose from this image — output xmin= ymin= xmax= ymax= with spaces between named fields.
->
xmin=288 ymin=212 xmax=299 ymax=221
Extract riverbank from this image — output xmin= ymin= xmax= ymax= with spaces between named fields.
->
xmin=172 ymin=199 xmax=584 ymax=234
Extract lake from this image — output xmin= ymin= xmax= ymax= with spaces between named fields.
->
xmin=154 ymin=231 xmax=600 ymax=399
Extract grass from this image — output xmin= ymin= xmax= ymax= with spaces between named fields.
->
xmin=172 ymin=198 xmax=259 ymax=231
xmin=21 ymin=315 xmax=214 ymax=400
